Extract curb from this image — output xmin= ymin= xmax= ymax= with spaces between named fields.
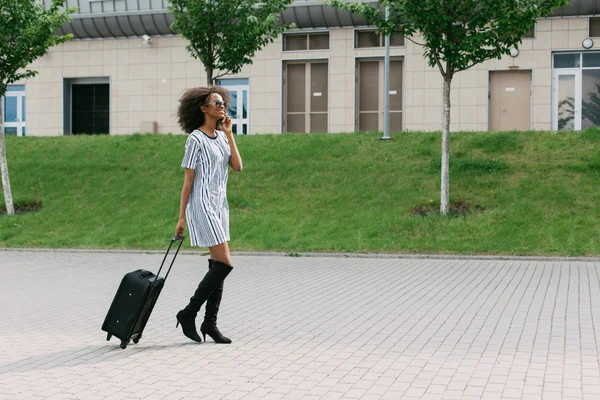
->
xmin=1 ymin=247 xmax=600 ymax=262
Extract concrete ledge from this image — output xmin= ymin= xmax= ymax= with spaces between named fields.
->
xmin=1 ymin=247 xmax=599 ymax=262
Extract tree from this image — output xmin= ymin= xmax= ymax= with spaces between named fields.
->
xmin=169 ymin=0 xmax=296 ymax=86
xmin=330 ymin=0 xmax=567 ymax=214
xmin=0 ymin=0 xmax=75 ymax=215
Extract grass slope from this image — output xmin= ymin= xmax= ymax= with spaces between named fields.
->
xmin=1 ymin=130 xmax=600 ymax=256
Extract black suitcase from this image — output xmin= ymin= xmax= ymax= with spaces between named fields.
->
xmin=102 ymin=236 xmax=184 ymax=349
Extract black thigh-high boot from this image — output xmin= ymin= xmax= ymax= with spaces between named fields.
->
xmin=201 ymin=260 xmax=233 ymax=343
xmin=176 ymin=260 xmax=232 ymax=342
xmin=201 ymin=280 xmax=230 ymax=343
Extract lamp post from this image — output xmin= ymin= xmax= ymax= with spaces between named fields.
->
xmin=381 ymin=5 xmax=391 ymax=140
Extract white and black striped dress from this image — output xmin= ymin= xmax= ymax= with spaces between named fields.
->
xmin=181 ymin=129 xmax=231 ymax=247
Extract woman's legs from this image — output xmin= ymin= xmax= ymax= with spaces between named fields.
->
xmin=208 ymin=241 xmax=233 ymax=266
xmin=201 ymin=242 xmax=234 ymax=343
xmin=176 ymin=242 xmax=234 ymax=343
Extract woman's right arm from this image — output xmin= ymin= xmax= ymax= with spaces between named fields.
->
xmin=175 ymin=168 xmax=195 ymax=237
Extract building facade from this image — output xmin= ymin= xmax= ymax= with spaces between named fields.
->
xmin=4 ymin=0 xmax=600 ymax=136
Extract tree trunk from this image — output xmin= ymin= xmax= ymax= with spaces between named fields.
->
xmin=206 ymin=65 xmax=213 ymax=86
xmin=0 ymin=98 xmax=15 ymax=215
xmin=440 ymin=77 xmax=451 ymax=215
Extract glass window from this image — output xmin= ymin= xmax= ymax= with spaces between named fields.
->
xmin=583 ymin=53 xmax=600 ymax=68
xmin=309 ymin=33 xmax=329 ymax=50
xmin=4 ymin=96 xmax=17 ymax=123
xmin=554 ymin=53 xmax=581 ymax=68
xmin=284 ymin=35 xmax=307 ymax=51
xmin=22 ymin=95 xmax=25 ymax=122
xmin=557 ymin=74 xmax=576 ymax=131
xmin=242 ymin=90 xmax=247 ymax=119
xmin=4 ymin=127 xmax=17 ymax=136
xmin=7 ymin=85 xmax=25 ymax=92
xmin=284 ymin=33 xmax=329 ymax=51
xmin=218 ymin=79 xmax=249 ymax=87
xmin=356 ymin=31 xmax=403 ymax=48
xmin=229 ymin=90 xmax=238 ymax=119
xmin=390 ymin=32 xmax=405 ymax=46
xmin=356 ymin=30 xmax=380 ymax=48
xmin=590 ymin=18 xmax=600 ymax=38
xmin=582 ymin=69 xmax=600 ymax=129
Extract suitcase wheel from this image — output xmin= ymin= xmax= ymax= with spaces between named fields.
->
xmin=120 ymin=340 xmax=129 ymax=349
xmin=106 ymin=333 xmax=112 ymax=341
xmin=133 ymin=334 xmax=141 ymax=344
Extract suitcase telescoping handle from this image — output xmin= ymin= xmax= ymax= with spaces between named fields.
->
xmin=155 ymin=236 xmax=184 ymax=283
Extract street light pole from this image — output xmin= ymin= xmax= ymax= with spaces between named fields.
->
xmin=381 ymin=5 xmax=391 ymax=140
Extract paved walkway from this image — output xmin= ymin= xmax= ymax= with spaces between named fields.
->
xmin=1 ymin=250 xmax=600 ymax=399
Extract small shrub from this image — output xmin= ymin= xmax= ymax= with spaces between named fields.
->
xmin=410 ymin=200 xmax=484 ymax=217
xmin=0 ymin=200 xmax=43 ymax=215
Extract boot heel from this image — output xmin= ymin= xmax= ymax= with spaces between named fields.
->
xmin=201 ymin=324 xmax=232 ymax=344
xmin=176 ymin=321 xmax=180 ymax=328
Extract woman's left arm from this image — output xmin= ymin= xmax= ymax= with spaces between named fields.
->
xmin=222 ymin=116 xmax=243 ymax=172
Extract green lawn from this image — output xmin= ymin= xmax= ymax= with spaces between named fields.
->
xmin=1 ymin=130 xmax=599 ymax=256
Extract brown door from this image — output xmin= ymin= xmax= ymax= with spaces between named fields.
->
xmin=489 ymin=70 xmax=532 ymax=131
xmin=356 ymin=58 xmax=403 ymax=132
xmin=284 ymin=61 xmax=328 ymax=133
xmin=389 ymin=59 xmax=403 ymax=132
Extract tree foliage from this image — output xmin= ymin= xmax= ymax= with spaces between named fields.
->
xmin=0 ymin=0 xmax=75 ymax=97
xmin=169 ymin=0 xmax=296 ymax=85
xmin=329 ymin=0 xmax=568 ymax=214
xmin=0 ymin=0 xmax=75 ymax=215
xmin=330 ymin=0 xmax=568 ymax=79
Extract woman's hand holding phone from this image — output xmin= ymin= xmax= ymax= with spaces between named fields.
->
xmin=221 ymin=114 xmax=233 ymax=135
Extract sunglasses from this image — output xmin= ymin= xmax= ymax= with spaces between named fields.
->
xmin=206 ymin=100 xmax=227 ymax=108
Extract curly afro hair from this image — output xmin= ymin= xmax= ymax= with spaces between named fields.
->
xmin=176 ymin=86 xmax=232 ymax=134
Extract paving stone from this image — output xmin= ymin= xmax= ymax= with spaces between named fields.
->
xmin=1 ymin=251 xmax=599 ymax=398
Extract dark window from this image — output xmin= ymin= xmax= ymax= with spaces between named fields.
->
xmin=284 ymin=33 xmax=330 ymax=51
xmin=309 ymin=33 xmax=329 ymax=50
xmin=590 ymin=18 xmax=600 ymax=38
xmin=583 ymin=52 xmax=600 ymax=68
xmin=356 ymin=30 xmax=380 ymax=48
xmin=390 ymin=32 xmax=405 ymax=46
xmin=72 ymin=84 xmax=109 ymax=135
xmin=284 ymin=35 xmax=307 ymax=51
xmin=523 ymin=23 xmax=535 ymax=38
xmin=356 ymin=30 xmax=405 ymax=48
xmin=554 ymin=53 xmax=581 ymax=69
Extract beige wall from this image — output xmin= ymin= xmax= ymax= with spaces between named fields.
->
xmin=25 ymin=36 xmax=207 ymax=135
xmin=22 ymin=28 xmax=403 ymax=135
xmin=16 ymin=16 xmax=600 ymax=135
xmin=404 ymin=17 xmax=593 ymax=132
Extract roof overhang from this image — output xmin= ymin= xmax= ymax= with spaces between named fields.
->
xmin=550 ymin=0 xmax=600 ymax=17
xmin=57 ymin=2 xmax=376 ymax=39
xmin=57 ymin=10 xmax=177 ymax=39
xmin=282 ymin=0 xmax=374 ymax=29
xmin=57 ymin=0 xmax=600 ymax=40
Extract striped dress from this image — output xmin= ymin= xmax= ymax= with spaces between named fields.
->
xmin=181 ymin=129 xmax=231 ymax=247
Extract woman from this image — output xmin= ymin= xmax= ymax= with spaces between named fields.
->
xmin=174 ymin=86 xmax=243 ymax=344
